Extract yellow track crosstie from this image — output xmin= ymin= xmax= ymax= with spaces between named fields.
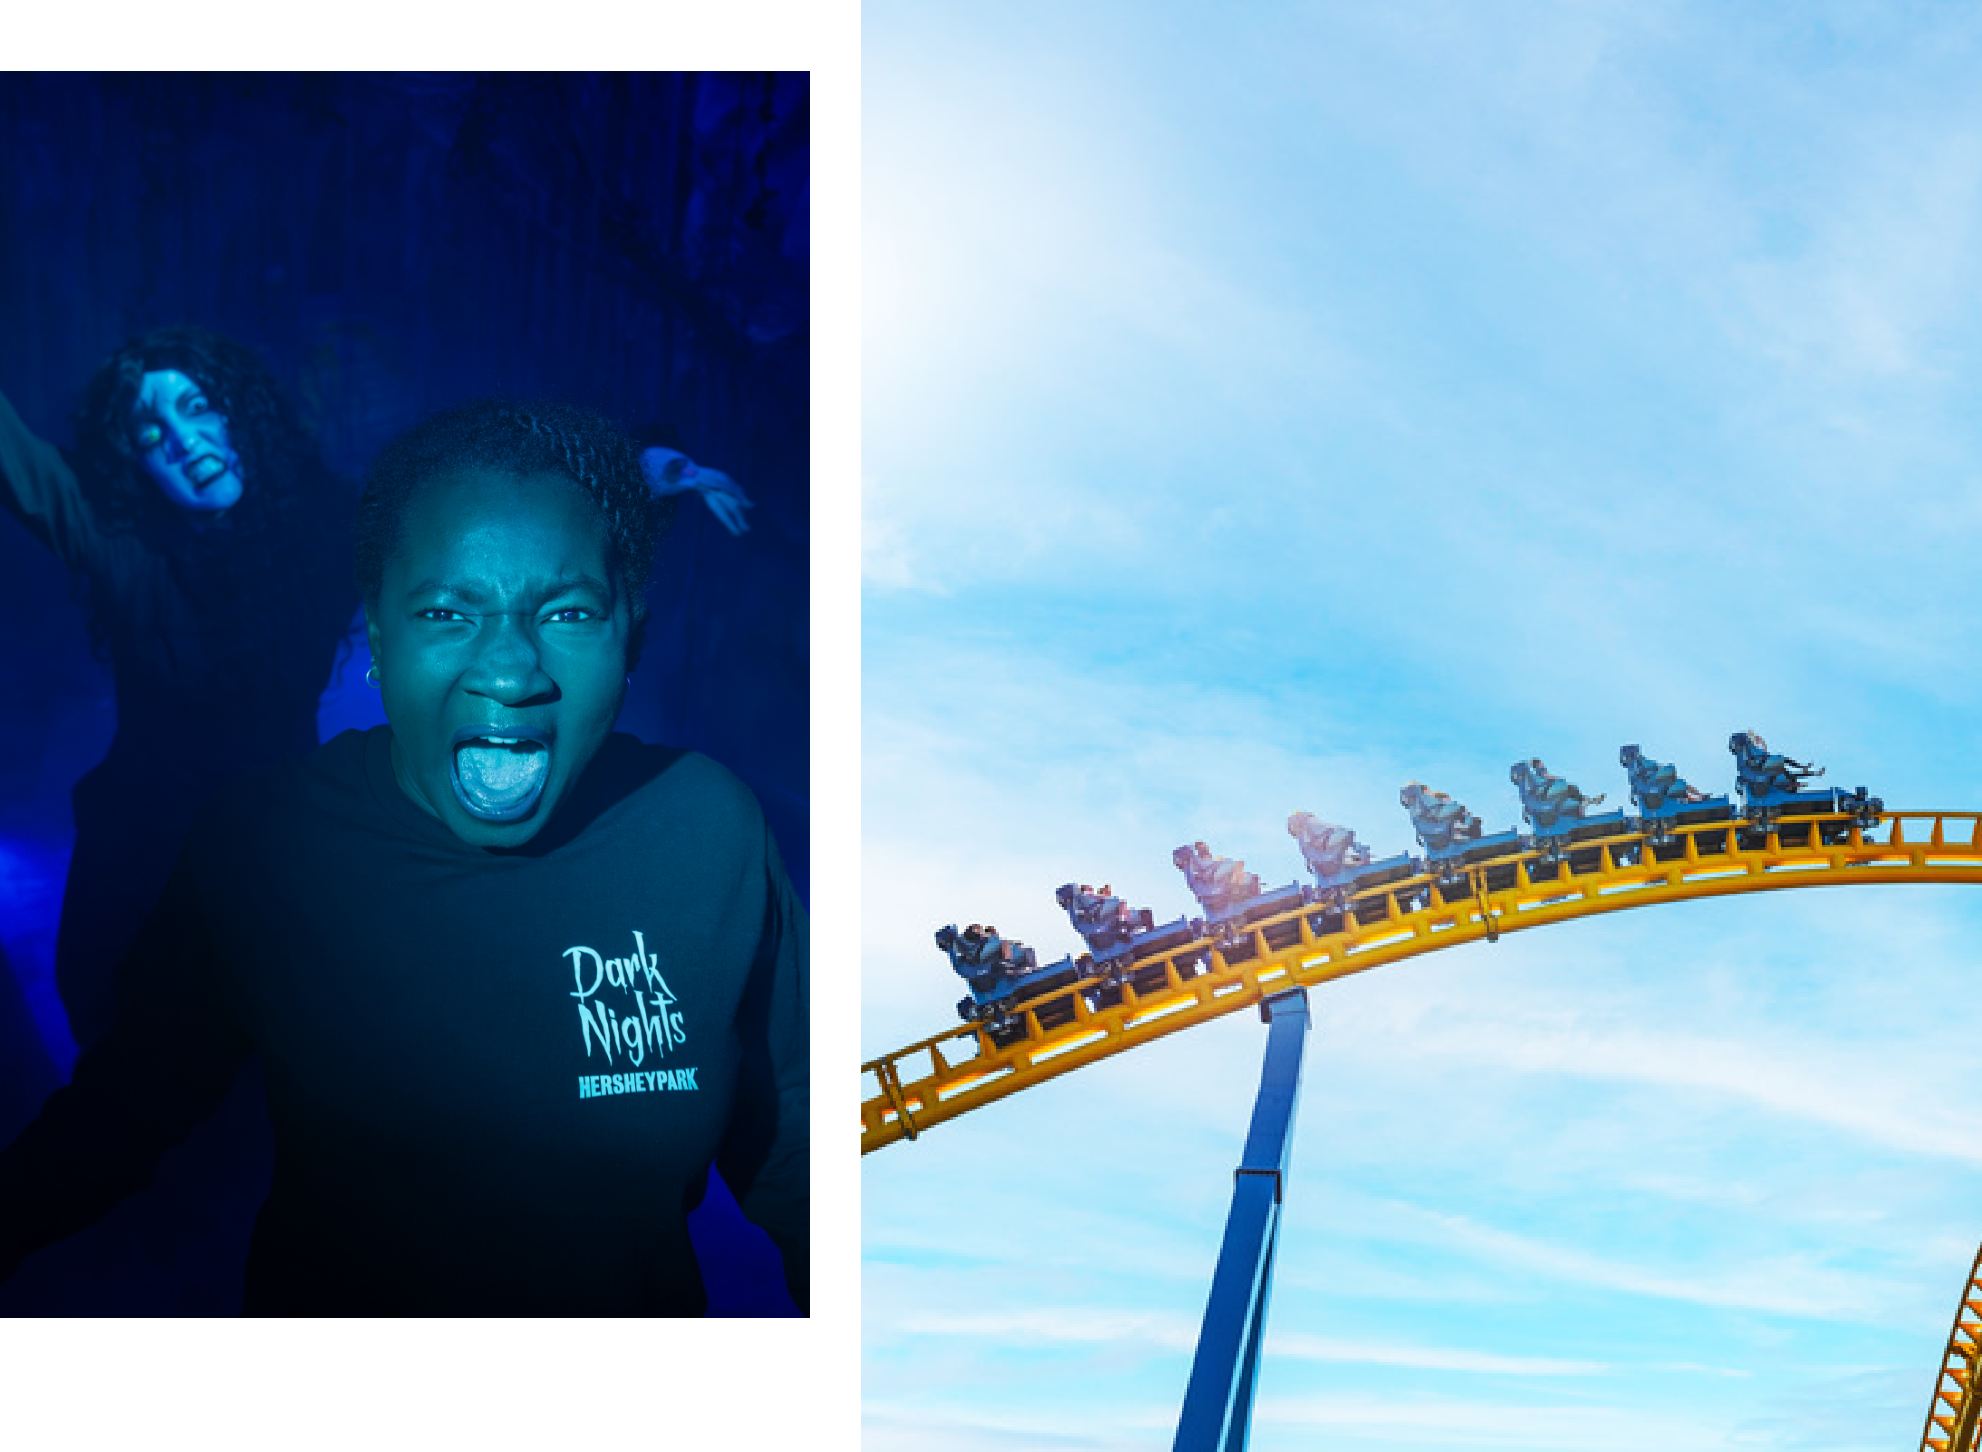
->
xmin=862 ymin=809 xmax=1982 ymax=1153
xmin=1923 ymin=1242 xmax=1982 ymax=1452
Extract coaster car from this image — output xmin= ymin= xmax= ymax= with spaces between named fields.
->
xmin=1287 ymin=810 xmax=1418 ymax=919
xmin=935 ymin=923 xmax=1037 ymax=983
xmin=1055 ymin=881 xmax=1193 ymax=967
xmin=954 ymin=951 xmax=1088 ymax=1042
xmin=1401 ymin=781 xmax=1522 ymax=870
xmin=1618 ymin=743 xmax=1731 ymax=843
xmin=1173 ymin=841 xmax=1262 ymax=918
xmin=1171 ymin=842 xmax=1300 ymax=941
xmin=1286 ymin=812 xmax=1373 ymax=884
xmin=1510 ymin=757 xmax=1629 ymax=868
xmin=1509 ymin=758 xmax=1607 ymax=833
xmin=1055 ymin=881 xmax=1151 ymax=956
xmin=1620 ymin=743 xmax=1721 ymax=816
xmin=1728 ymin=730 xmax=1882 ymax=833
xmin=937 ymin=923 xmax=1077 ymax=1036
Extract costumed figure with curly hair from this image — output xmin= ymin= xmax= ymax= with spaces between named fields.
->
xmin=0 ymin=328 xmax=356 ymax=1052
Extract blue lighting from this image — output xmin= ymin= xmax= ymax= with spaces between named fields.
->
xmin=0 ymin=833 xmax=80 ymax=1077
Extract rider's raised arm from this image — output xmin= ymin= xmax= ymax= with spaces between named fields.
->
xmin=0 ymin=386 xmax=109 ymax=575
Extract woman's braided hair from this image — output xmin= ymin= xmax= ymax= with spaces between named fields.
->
xmin=355 ymin=397 xmax=673 ymax=630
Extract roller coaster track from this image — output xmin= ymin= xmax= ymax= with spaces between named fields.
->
xmin=861 ymin=809 xmax=1982 ymax=1153
xmin=870 ymin=806 xmax=1982 ymax=1448
xmin=1923 ymin=1242 xmax=1982 ymax=1452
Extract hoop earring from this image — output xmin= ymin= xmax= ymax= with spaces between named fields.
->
xmin=365 ymin=662 xmax=381 ymax=688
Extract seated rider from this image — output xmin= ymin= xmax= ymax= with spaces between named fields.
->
xmin=1400 ymin=782 xmax=1484 ymax=852
xmin=1171 ymin=841 xmax=1261 ymax=916
xmin=1055 ymin=881 xmax=1135 ymax=951
xmin=934 ymin=923 xmax=1032 ymax=983
xmin=1509 ymin=758 xmax=1604 ymax=829
xmin=1286 ymin=812 xmax=1371 ymax=880
xmin=1619 ymin=744 xmax=1707 ymax=812
xmin=1728 ymin=730 xmax=1823 ymax=797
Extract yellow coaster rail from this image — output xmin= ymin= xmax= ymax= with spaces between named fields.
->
xmin=1923 ymin=1241 xmax=1982 ymax=1452
xmin=862 ymin=809 xmax=1982 ymax=1153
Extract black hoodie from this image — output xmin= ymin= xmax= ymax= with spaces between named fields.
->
xmin=0 ymin=726 xmax=809 ymax=1315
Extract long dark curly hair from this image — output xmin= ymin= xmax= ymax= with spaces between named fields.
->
xmin=355 ymin=398 xmax=673 ymax=665
xmin=67 ymin=326 xmax=356 ymax=673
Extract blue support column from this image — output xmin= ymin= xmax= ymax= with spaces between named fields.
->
xmin=1173 ymin=988 xmax=1312 ymax=1452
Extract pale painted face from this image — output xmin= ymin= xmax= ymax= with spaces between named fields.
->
xmin=130 ymin=369 xmax=244 ymax=515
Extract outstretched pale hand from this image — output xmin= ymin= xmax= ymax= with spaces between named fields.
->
xmin=640 ymin=446 xmax=755 ymax=536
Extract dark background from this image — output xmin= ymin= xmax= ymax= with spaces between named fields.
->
xmin=0 ymin=72 xmax=808 ymax=1315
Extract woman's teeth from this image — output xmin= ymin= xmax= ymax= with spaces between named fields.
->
xmin=187 ymin=456 xmax=226 ymax=486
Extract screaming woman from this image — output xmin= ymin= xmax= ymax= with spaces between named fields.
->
xmin=0 ymin=399 xmax=809 ymax=1315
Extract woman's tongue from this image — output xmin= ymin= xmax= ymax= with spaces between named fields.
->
xmin=453 ymin=739 xmax=550 ymax=816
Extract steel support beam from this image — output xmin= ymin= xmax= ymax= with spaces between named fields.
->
xmin=1173 ymin=987 xmax=1311 ymax=1452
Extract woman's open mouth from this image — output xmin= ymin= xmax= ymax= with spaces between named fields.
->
xmin=450 ymin=728 xmax=552 ymax=821
xmin=185 ymin=455 xmax=228 ymax=487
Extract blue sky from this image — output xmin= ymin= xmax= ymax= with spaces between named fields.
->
xmin=863 ymin=4 xmax=1982 ymax=1447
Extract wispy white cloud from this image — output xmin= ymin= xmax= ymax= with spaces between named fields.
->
xmin=864 ymin=1388 xmax=1773 ymax=1452
xmin=1376 ymin=1202 xmax=1901 ymax=1320
xmin=892 ymin=1305 xmax=1612 ymax=1375
xmin=1392 ymin=1020 xmax=1982 ymax=1166
xmin=862 ymin=1400 xmax=1177 ymax=1452
xmin=1250 ymin=1392 xmax=1747 ymax=1450
xmin=860 ymin=470 xmax=940 ymax=592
